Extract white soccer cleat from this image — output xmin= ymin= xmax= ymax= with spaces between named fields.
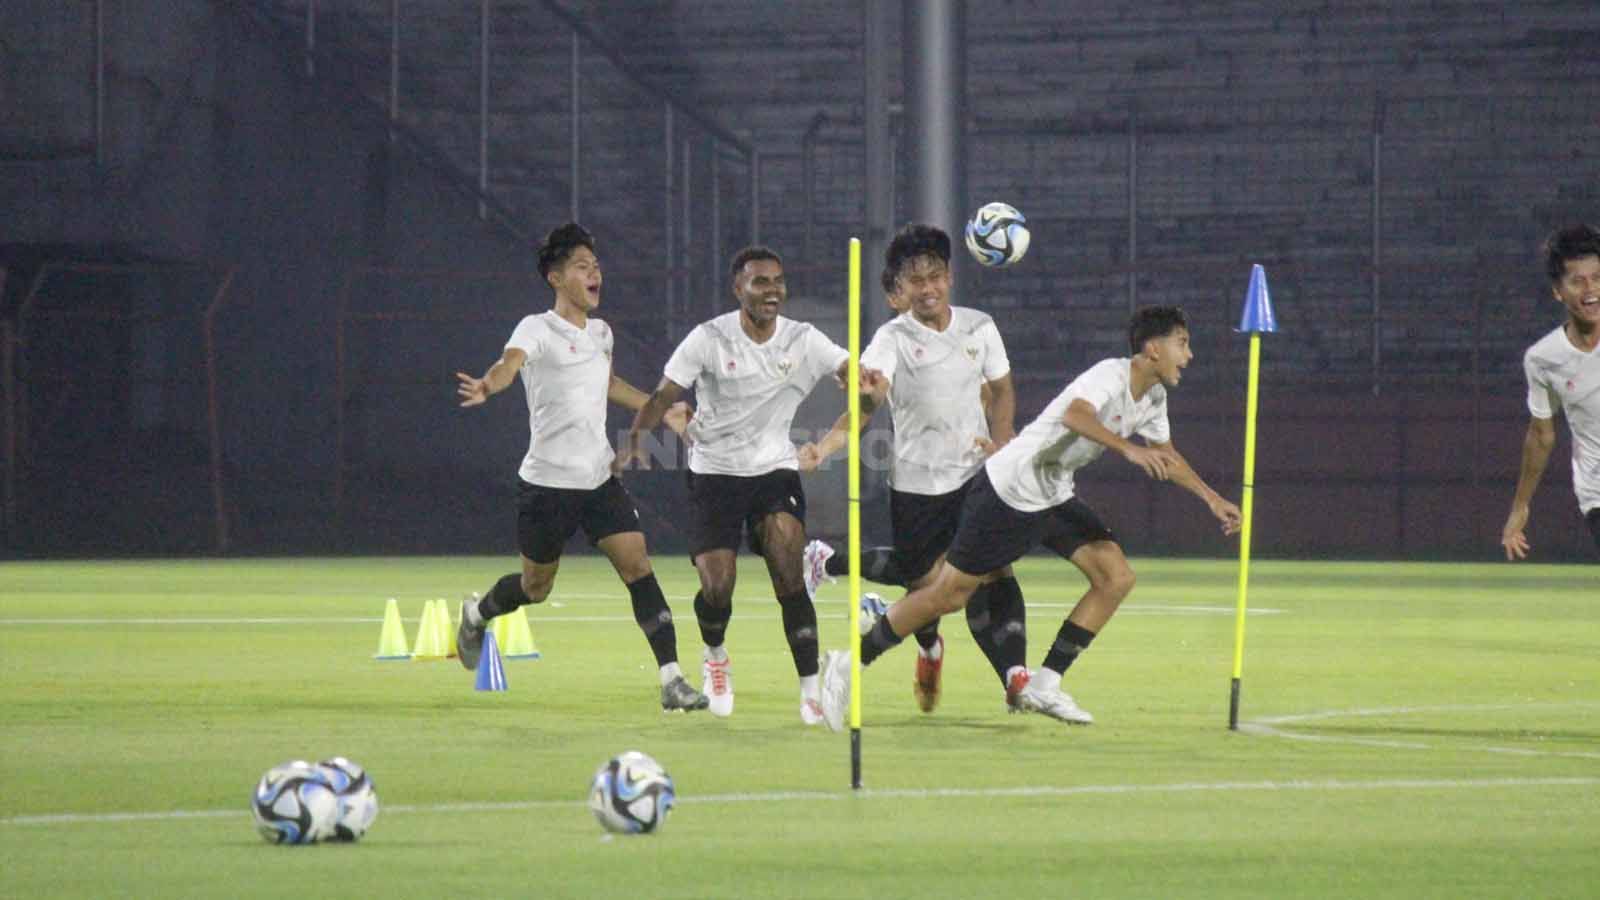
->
xmin=802 ymin=540 xmax=836 ymax=599
xmin=818 ymin=650 xmax=851 ymax=732
xmin=800 ymin=697 xmax=826 ymax=726
xmin=701 ymin=651 xmax=734 ymax=717
xmin=859 ymin=592 xmax=887 ymax=635
xmin=1015 ymin=682 xmax=1094 ymax=725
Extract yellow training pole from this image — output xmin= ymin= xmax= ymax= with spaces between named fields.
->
xmin=1229 ymin=332 xmax=1261 ymax=730
xmin=1230 ymin=263 xmax=1275 ymax=730
xmin=847 ymin=237 xmax=863 ymax=787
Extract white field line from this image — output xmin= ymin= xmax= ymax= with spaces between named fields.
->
xmin=5 ymin=775 xmax=1596 ymax=828
xmin=1241 ymin=702 xmax=1600 ymax=761
xmin=0 ymin=604 xmax=1280 ymax=627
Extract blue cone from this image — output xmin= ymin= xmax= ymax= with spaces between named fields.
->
xmin=474 ymin=630 xmax=507 ymax=692
xmin=1236 ymin=264 xmax=1278 ymax=334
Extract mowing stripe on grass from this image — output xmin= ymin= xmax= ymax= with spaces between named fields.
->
xmin=5 ymin=776 xmax=1596 ymax=827
xmin=0 ymin=605 xmax=1283 ymax=627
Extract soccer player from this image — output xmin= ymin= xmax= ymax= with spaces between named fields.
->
xmin=798 ymin=224 xmax=1034 ymax=715
xmin=818 ymin=305 xmax=1243 ymax=731
xmin=616 ymin=246 xmax=859 ymax=724
xmin=1501 ymin=223 xmax=1600 ymax=559
xmin=453 ymin=223 xmax=709 ymax=713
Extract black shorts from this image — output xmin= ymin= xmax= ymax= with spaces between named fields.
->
xmin=516 ymin=476 xmax=641 ymax=564
xmin=889 ymin=479 xmax=974 ymax=584
xmin=1587 ymin=509 xmax=1600 ymax=555
xmin=944 ymin=469 xmax=1118 ymax=576
xmin=685 ymin=469 xmax=806 ymax=558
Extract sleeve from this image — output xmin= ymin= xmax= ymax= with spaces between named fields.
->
xmin=1136 ymin=392 xmax=1172 ymax=444
xmin=661 ymin=327 xmax=705 ymax=390
xmin=809 ymin=326 xmax=851 ymax=379
xmin=598 ymin=321 xmax=614 ymax=358
xmin=1524 ymin=351 xmax=1556 ymax=419
xmin=977 ymin=319 xmax=1011 ymax=381
xmin=1065 ymin=360 xmax=1121 ymax=414
xmin=859 ymin=325 xmax=898 ymax=384
xmin=505 ymin=316 xmax=546 ymax=364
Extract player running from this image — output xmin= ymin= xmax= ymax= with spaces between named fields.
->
xmin=453 ymin=223 xmax=708 ymax=713
xmin=819 ymin=305 xmax=1242 ymax=731
xmin=616 ymin=246 xmax=863 ymax=725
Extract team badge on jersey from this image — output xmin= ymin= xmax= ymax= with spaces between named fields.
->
xmin=964 ymin=345 xmax=978 ymax=360
xmin=777 ymin=358 xmax=793 ymax=375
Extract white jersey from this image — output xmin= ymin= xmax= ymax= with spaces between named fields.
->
xmin=505 ymin=311 xmax=615 ymax=490
xmin=663 ymin=311 xmax=850 ymax=476
xmin=1523 ymin=324 xmax=1600 ymax=514
xmin=860 ymin=307 xmax=1011 ymax=495
xmin=986 ymin=357 xmax=1171 ymax=513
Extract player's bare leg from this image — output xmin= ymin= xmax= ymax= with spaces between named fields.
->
xmin=755 ymin=511 xmax=827 ymax=723
xmin=691 ymin=547 xmax=738 ymax=715
xmin=1020 ymin=540 xmax=1135 ymax=724
xmin=459 ymin=555 xmax=557 ymax=670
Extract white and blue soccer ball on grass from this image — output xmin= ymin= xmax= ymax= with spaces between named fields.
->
xmin=964 ymin=201 xmax=1031 ymax=267
xmin=588 ymin=751 xmax=675 ymax=835
xmin=251 ymin=757 xmax=379 ymax=845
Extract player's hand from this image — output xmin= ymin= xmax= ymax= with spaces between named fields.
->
xmin=797 ymin=442 xmax=824 ymax=471
xmin=973 ymin=436 xmax=998 ymax=457
xmin=662 ymin=401 xmax=693 ymax=438
xmin=1211 ymin=497 xmax=1243 ymax=536
xmin=1121 ymin=444 xmax=1173 ymax=481
xmin=612 ymin=437 xmax=644 ymax=475
xmin=456 ymin=371 xmax=490 ymax=407
xmin=1500 ymin=505 xmax=1531 ymax=560
xmin=859 ymin=367 xmax=888 ymax=396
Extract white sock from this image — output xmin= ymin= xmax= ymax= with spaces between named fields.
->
xmin=464 ymin=599 xmax=484 ymax=627
xmin=659 ymin=661 xmax=683 ymax=686
xmin=799 ymin=674 xmax=819 ymax=700
xmin=704 ymin=644 xmax=728 ymax=663
xmin=917 ymin=638 xmax=943 ymax=661
xmin=1032 ymin=667 xmax=1063 ymax=693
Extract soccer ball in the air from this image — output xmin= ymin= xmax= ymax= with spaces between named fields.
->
xmin=964 ymin=202 xmax=1031 ymax=267
xmin=588 ymin=751 xmax=675 ymax=835
xmin=315 ymin=756 xmax=380 ymax=842
xmin=251 ymin=761 xmax=340 ymax=845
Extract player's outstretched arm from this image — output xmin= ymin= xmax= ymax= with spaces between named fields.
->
xmin=1061 ymin=398 xmax=1173 ymax=480
xmin=1501 ymin=416 xmax=1557 ymax=560
xmin=456 ymin=348 xmax=527 ymax=407
xmin=614 ymin=377 xmax=685 ymax=473
xmin=1149 ymin=440 xmax=1242 ymax=536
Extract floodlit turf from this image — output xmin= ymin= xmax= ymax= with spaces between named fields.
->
xmin=1 ymin=555 xmax=1596 ymax=899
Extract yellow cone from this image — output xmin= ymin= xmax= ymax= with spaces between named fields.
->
xmin=494 ymin=605 xmax=542 ymax=659
xmin=412 ymin=599 xmax=447 ymax=659
xmin=436 ymin=598 xmax=458 ymax=658
xmin=374 ymin=598 xmax=411 ymax=660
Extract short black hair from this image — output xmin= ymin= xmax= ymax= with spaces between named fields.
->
xmin=1128 ymin=305 xmax=1189 ymax=355
xmin=883 ymin=224 xmax=951 ymax=289
xmin=729 ymin=245 xmax=782 ymax=280
xmin=1543 ymin=224 xmax=1600 ymax=283
xmin=880 ymin=266 xmax=897 ymax=296
xmin=536 ymin=223 xmax=595 ymax=279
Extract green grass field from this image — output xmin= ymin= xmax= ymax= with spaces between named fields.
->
xmin=1 ymin=555 xmax=1596 ymax=899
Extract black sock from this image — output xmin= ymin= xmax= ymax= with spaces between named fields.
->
xmin=965 ymin=578 xmax=1027 ymax=685
xmin=1042 ymin=620 xmax=1097 ymax=674
xmin=478 ymin=573 xmax=528 ymax=620
xmin=913 ymin=620 xmax=941 ymax=652
xmin=860 ymin=615 xmax=904 ymax=667
xmin=627 ymin=573 xmax=677 ymax=669
xmin=777 ymin=590 xmax=820 ymax=677
xmin=823 ymin=546 xmax=904 ymax=587
xmin=693 ymin=590 xmax=731 ymax=649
